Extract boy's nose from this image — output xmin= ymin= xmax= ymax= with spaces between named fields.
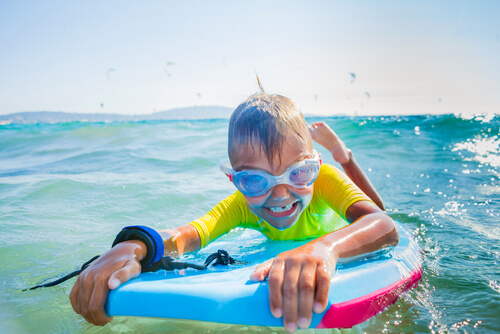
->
xmin=270 ymin=184 xmax=290 ymax=200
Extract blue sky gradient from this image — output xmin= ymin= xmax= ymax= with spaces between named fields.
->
xmin=1 ymin=0 xmax=499 ymax=116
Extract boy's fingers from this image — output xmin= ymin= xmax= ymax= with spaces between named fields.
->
xmin=69 ymin=279 xmax=80 ymax=314
xmin=79 ymin=271 xmax=94 ymax=323
xmin=282 ymin=259 xmax=301 ymax=333
xmin=88 ymin=277 xmax=113 ymax=325
xmin=297 ymin=262 xmax=316 ymax=329
xmin=313 ymin=267 xmax=331 ymax=314
xmin=108 ymin=259 xmax=141 ymax=290
xmin=249 ymin=259 xmax=273 ymax=282
xmin=267 ymin=259 xmax=285 ymax=318
xmin=308 ymin=122 xmax=321 ymax=132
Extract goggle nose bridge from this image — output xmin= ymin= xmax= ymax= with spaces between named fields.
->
xmin=271 ymin=174 xmax=288 ymax=186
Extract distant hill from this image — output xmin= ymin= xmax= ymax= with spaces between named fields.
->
xmin=0 ymin=106 xmax=234 ymax=125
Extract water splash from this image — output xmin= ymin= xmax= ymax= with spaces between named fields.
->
xmin=455 ymin=112 xmax=498 ymax=123
xmin=452 ymin=135 xmax=500 ymax=168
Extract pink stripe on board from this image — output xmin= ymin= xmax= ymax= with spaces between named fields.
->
xmin=316 ymin=267 xmax=422 ymax=329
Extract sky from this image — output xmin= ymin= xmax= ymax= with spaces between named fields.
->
xmin=0 ymin=0 xmax=499 ymax=116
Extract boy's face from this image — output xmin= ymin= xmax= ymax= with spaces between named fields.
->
xmin=231 ymin=130 xmax=314 ymax=230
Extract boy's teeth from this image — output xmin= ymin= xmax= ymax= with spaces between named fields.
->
xmin=269 ymin=202 xmax=294 ymax=213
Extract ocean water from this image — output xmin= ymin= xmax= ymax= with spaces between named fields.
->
xmin=0 ymin=114 xmax=499 ymax=334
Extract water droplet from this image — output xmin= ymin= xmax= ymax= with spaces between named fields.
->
xmin=348 ymin=72 xmax=356 ymax=84
xmin=106 ymin=68 xmax=115 ymax=80
xmin=165 ymin=61 xmax=175 ymax=77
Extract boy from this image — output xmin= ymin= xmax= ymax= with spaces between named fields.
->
xmin=70 ymin=92 xmax=398 ymax=333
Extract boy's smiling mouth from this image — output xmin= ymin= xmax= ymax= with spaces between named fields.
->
xmin=265 ymin=201 xmax=299 ymax=218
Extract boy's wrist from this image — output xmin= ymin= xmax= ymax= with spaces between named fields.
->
xmin=161 ymin=229 xmax=182 ymax=255
xmin=121 ymin=240 xmax=148 ymax=261
xmin=339 ymin=149 xmax=353 ymax=166
xmin=310 ymin=237 xmax=339 ymax=264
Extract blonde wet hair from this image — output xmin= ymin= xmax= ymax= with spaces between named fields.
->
xmin=228 ymin=80 xmax=309 ymax=166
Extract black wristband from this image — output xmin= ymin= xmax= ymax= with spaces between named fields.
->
xmin=112 ymin=226 xmax=165 ymax=268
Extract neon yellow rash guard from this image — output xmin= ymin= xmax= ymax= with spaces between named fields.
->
xmin=189 ymin=164 xmax=373 ymax=248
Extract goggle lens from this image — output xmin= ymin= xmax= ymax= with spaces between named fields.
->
xmin=235 ymin=173 xmax=269 ymax=195
xmin=289 ymin=164 xmax=318 ymax=186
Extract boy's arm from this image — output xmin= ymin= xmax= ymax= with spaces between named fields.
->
xmin=340 ymin=151 xmax=385 ymax=210
xmin=309 ymin=122 xmax=385 ymax=210
xmin=70 ymin=225 xmax=200 ymax=326
xmin=159 ymin=224 xmax=201 ymax=255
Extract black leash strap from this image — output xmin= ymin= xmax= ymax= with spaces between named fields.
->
xmin=24 ymin=255 xmax=100 ymax=291
xmin=205 ymin=249 xmax=235 ymax=266
xmin=142 ymin=249 xmax=246 ymax=272
xmin=25 ymin=250 xmax=245 ymax=290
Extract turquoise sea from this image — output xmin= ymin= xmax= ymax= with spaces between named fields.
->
xmin=1 ymin=114 xmax=499 ymax=333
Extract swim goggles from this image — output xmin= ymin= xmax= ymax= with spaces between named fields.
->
xmin=220 ymin=150 xmax=322 ymax=197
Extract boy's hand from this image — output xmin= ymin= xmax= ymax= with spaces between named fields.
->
xmin=308 ymin=122 xmax=351 ymax=165
xmin=69 ymin=240 xmax=145 ymax=325
xmin=250 ymin=243 xmax=336 ymax=333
